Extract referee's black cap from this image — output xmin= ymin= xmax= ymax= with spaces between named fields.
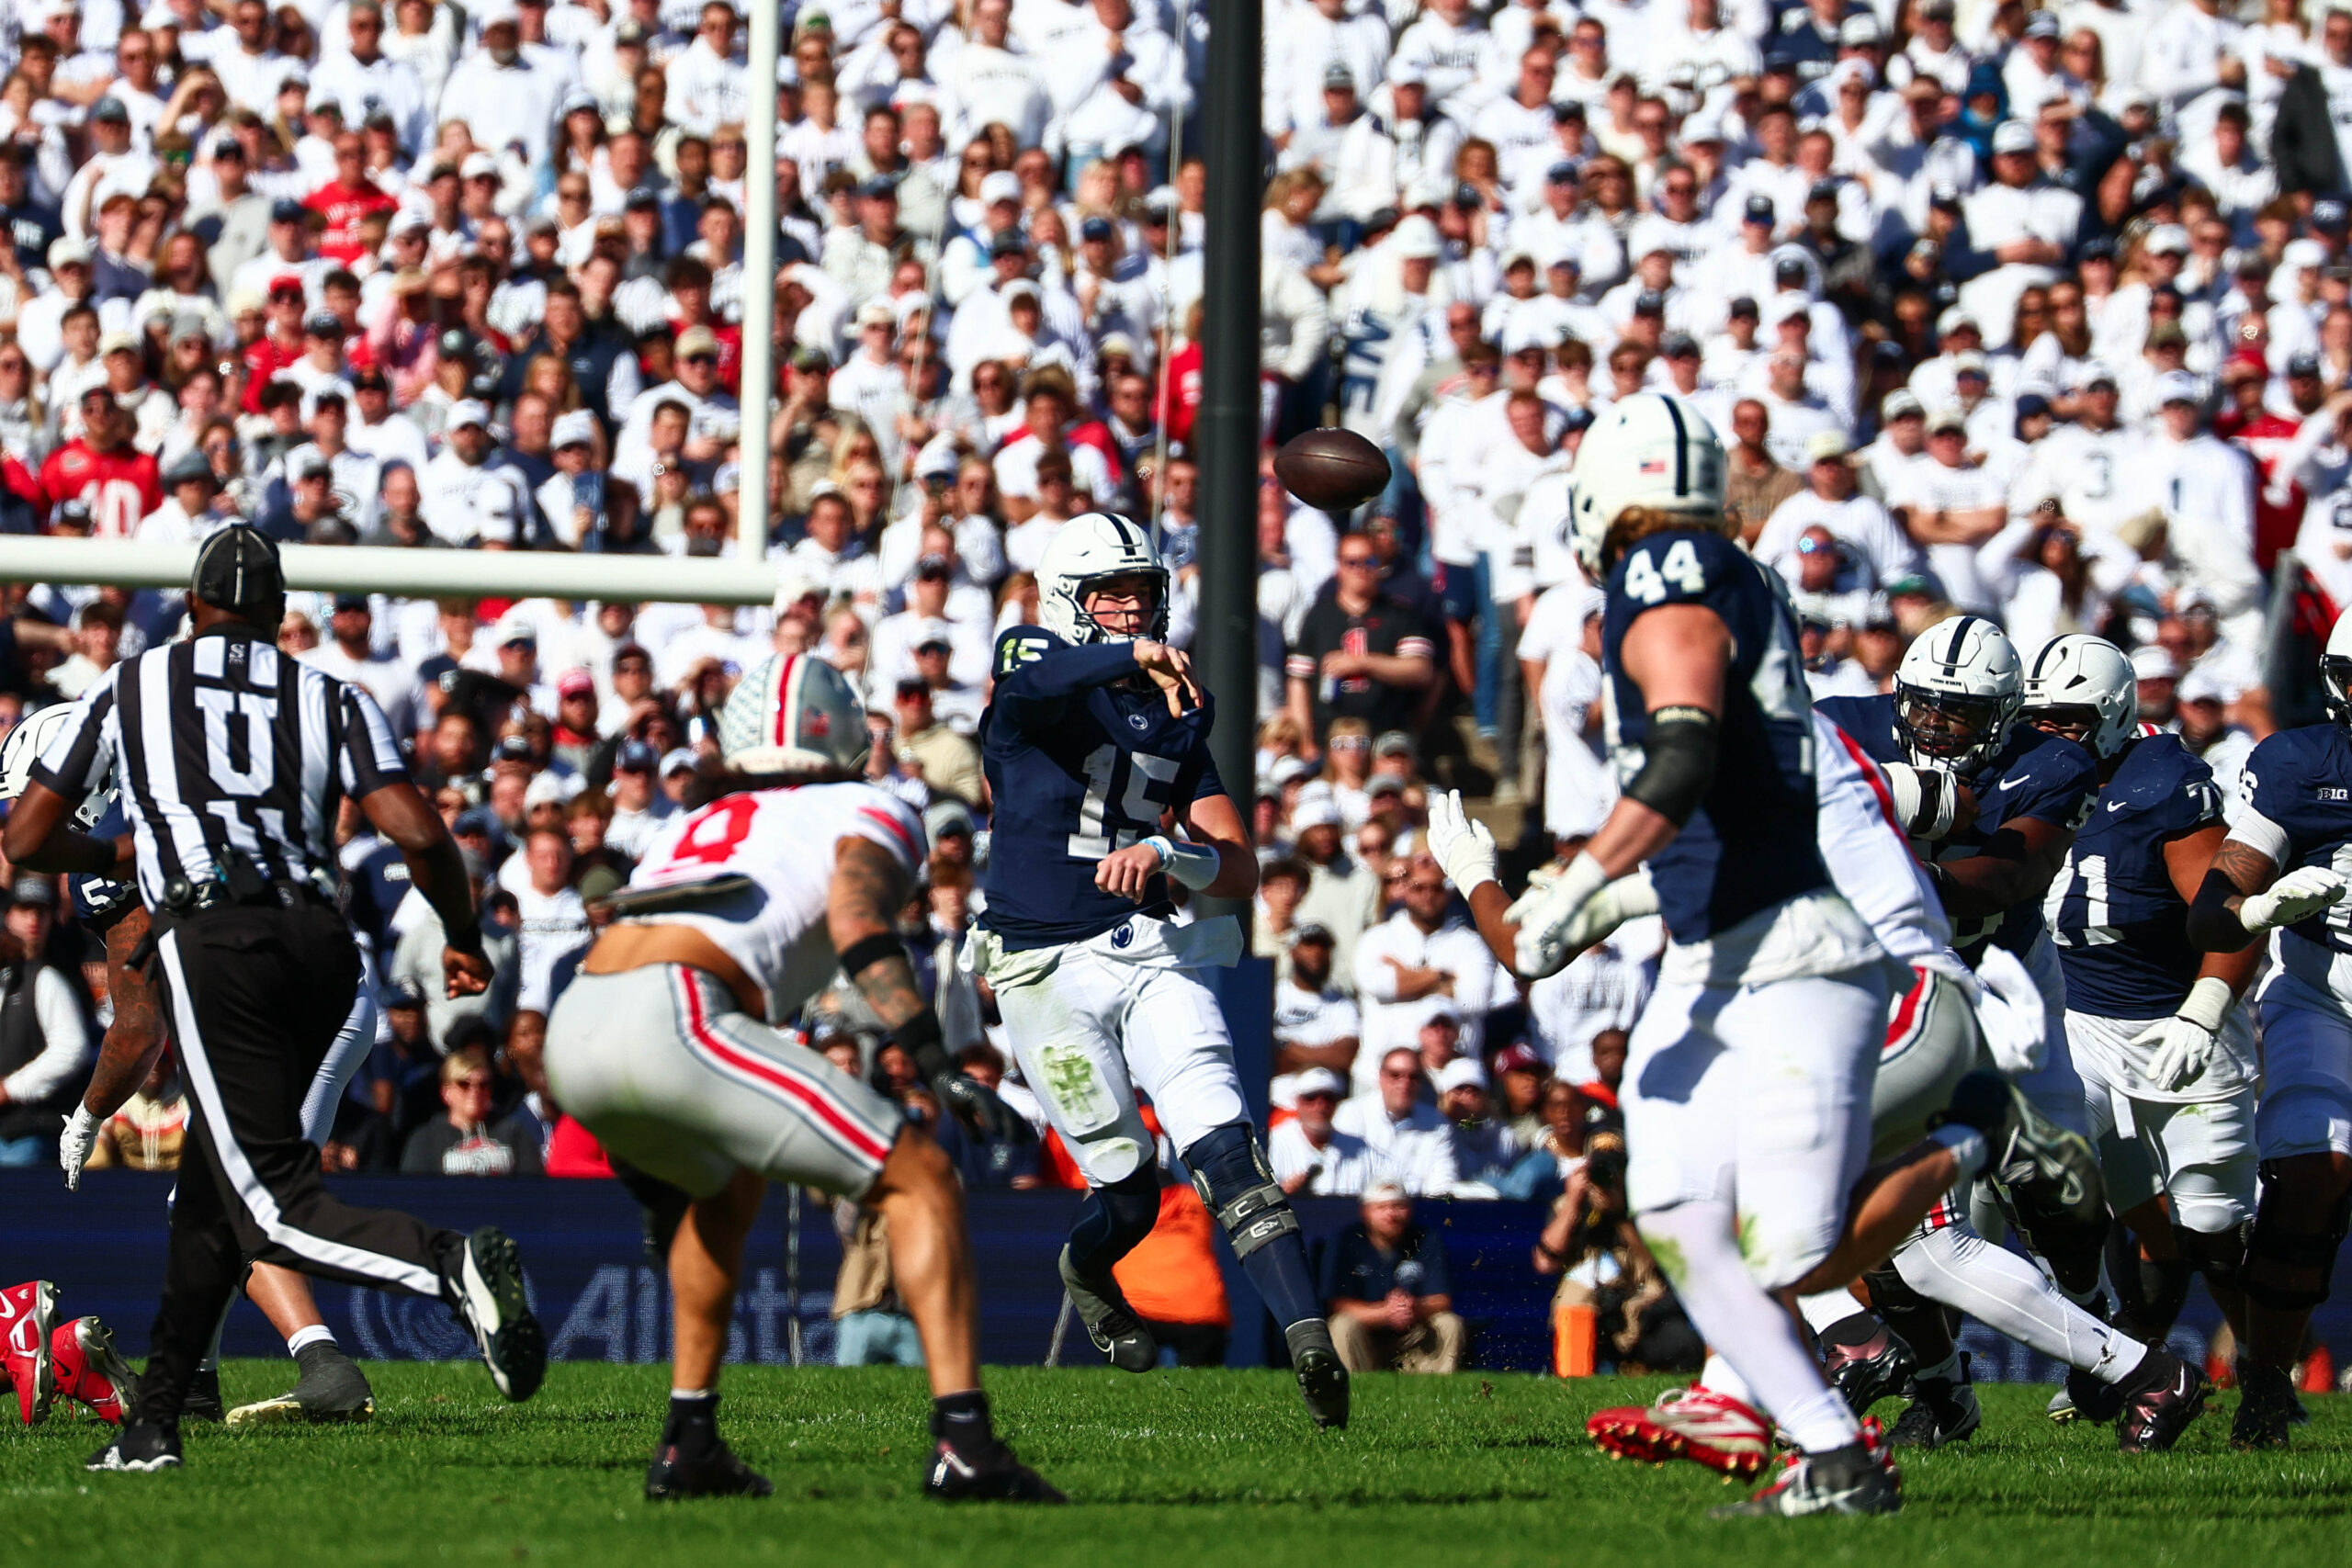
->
xmin=191 ymin=524 xmax=288 ymax=626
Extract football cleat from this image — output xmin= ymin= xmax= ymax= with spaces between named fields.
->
xmin=181 ymin=1364 xmax=225 ymax=1423
xmin=1287 ymin=1319 xmax=1350 ymax=1430
xmin=1711 ymin=1418 xmax=1899 ymax=1518
xmin=1933 ymin=1072 xmax=2106 ymax=1235
xmin=1888 ymin=1355 xmax=1982 ymax=1449
xmin=85 ymin=1421 xmax=182 ymax=1472
xmin=2230 ymin=1359 xmax=2298 ymax=1452
xmin=225 ymin=1343 xmax=375 ymax=1427
xmin=2046 ymin=1368 xmax=2125 ymax=1427
xmin=645 ymin=1437 xmax=774 ymax=1501
xmin=923 ymin=1438 xmax=1067 ymax=1504
xmin=444 ymin=1227 xmax=546 ymax=1402
xmin=2115 ymin=1349 xmax=2208 ymax=1453
xmin=1822 ymin=1317 xmax=1917 ymax=1416
xmin=1588 ymin=1385 xmax=1772 ymax=1478
xmin=1057 ymin=1247 xmax=1157 ymax=1373
xmin=1 ymin=1280 xmax=58 ymax=1426
xmin=51 ymin=1316 xmax=133 ymax=1425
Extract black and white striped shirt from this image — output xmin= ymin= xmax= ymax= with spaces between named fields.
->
xmin=29 ymin=630 xmax=411 ymax=906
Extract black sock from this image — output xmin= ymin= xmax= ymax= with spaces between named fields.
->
xmin=664 ymin=1391 xmax=720 ymax=1454
xmin=931 ymin=1390 xmax=995 ymax=1452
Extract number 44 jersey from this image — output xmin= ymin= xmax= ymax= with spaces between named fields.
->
xmin=625 ymin=783 xmax=928 ymax=1024
xmin=978 ymin=626 xmax=1226 ymax=953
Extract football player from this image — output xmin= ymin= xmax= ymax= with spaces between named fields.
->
xmin=1814 ymin=624 xmax=2208 ymax=1453
xmin=2022 ymin=636 xmax=2260 ymax=1424
xmin=969 ymin=513 xmax=1348 ymax=1429
xmin=2183 ymin=612 xmax=2352 ymax=1449
xmin=5 ymin=706 xmax=380 ymax=1427
xmin=540 ymin=655 xmax=1061 ymax=1502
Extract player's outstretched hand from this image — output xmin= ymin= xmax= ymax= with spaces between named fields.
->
xmin=2239 ymin=865 xmax=2347 ymax=933
xmin=933 ymin=1071 xmax=1034 ymax=1147
xmin=1424 ymin=789 xmax=1497 ymax=893
xmin=1095 ymin=841 xmax=1163 ymax=902
xmin=443 ymin=945 xmax=495 ymax=998
xmin=1129 ymin=639 xmax=1200 ymax=717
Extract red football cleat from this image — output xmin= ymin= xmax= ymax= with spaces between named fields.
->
xmin=51 ymin=1316 xmax=133 ymax=1425
xmin=1587 ymin=1384 xmax=1773 ymax=1478
xmin=1 ymin=1280 xmax=59 ymax=1426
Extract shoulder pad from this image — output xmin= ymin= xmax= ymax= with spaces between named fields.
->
xmin=993 ymin=624 xmax=1060 ymax=677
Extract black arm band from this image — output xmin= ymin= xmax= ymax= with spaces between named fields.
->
xmin=894 ymin=1007 xmax=952 ymax=1077
xmin=1623 ymin=705 xmax=1720 ymax=827
xmin=444 ymin=919 xmax=485 ymax=958
xmin=837 ymin=931 xmax=905 ymax=979
xmin=2187 ymin=868 xmax=2257 ymax=954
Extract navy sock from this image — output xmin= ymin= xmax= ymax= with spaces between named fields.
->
xmin=1239 ymin=1233 xmax=1324 ymax=1331
xmin=1067 ymin=1174 xmax=1159 ymax=1280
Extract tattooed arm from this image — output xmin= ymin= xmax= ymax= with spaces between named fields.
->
xmin=80 ymin=907 xmax=168 ymax=1120
xmin=2185 ymin=836 xmax=2287 ymax=953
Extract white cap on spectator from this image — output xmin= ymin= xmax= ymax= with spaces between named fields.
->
xmin=1926 ymin=404 xmax=1968 ymax=434
xmin=1990 ymin=119 xmax=2035 ymax=154
xmin=1270 ymin=755 xmax=1316 ymax=787
xmin=1390 ymin=214 xmax=1442 ymax=260
xmin=854 ymin=299 xmax=895 ymax=329
xmin=1001 ymin=279 xmax=1040 ymax=304
xmin=47 ymin=236 xmax=90 ymax=268
xmin=1363 ymin=1180 xmax=1409 ymax=1204
xmin=978 ymin=170 xmax=1021 ymax=207
xmin=1936 ymin=305 xmax=1978 ymax=336
xmin=661 ymin=748 xmax=697 ymax=776
xmin=2283 ymin=238 xmax=2329 ymax=273
xmin=460 ymin=151 xmax=500 ymax=181
xmin=1806 ymin=430 xmax=1850 ymax=462
xmin=1291 ymin=795 xmax=1340 ymax=830
xmin=551 ymin=410 xmax=595 ymax=448
xmin=2145 ymin=224 xmax=2189 ymax=256
xmin=1883 ymin=387 xmax=1924 ymax=420
xmin=522 ymin=770 xmax=574 ymax=810
xmin=476 ymin=0 xmax=520 ymax=25
xmin=1500 ymin=319 xmax=1554 ymax=355
xmin=1386 ymin=60 xmax=1425 ymax=87
xmin=1762 ymin=294 xmax=1812 ymax=330
xmin=2071 ymin=360 xmax=2120 ymax=390
xmin=1435 ymin=1058 xmax=1487 ymax=1094
xmin=2132 ymin=646 xmax=2180 ymax=681
xmin=447 ymin=399 xmax=490 ymax=430
xmin=1293 ymin=1067 xmax=1346 ymax=1100
xmin=2155 ymin=369 xmax=2204 ymax=405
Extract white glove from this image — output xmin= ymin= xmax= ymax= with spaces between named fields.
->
xmin=1972 ymin=943 xmax=2047 ymax=1076
xmin=1504 ymin=852 xmax=1610 ymax=978
xmin=1423 ymin=789 xmax=1498 ymax=894
xmin=2239 ymin=865 xmax=2349 ymax=934
xmin=60 ymin=1103 xmax=98 ymax=1192
xmin=1553 ymin=867 xmax=1658 ymax=954
xmin=2131 ymin=976 xmax=2233 ymax=1092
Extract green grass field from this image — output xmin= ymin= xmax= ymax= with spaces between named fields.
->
xmin=4 ymin=1364 xmax=2350 ymax=1566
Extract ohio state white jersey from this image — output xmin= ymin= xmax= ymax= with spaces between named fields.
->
xmin=1813 ymin=712 xmax=1962 ymax=980
xmin=625 ymin=783 xmax=927 ymax=1022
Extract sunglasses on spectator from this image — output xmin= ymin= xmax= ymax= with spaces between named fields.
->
xmin=1338 ymin=553 xmax=1377 ymax=569
xmin=1330 ymin=735 xmax=1369 ymax=750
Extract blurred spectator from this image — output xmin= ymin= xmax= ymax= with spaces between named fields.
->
xmin=1322 ymin=1181 xmax=1467 ymax=1374
xmin=1271 ymin=1066 xmax=1377 ymax=1197
xmin=1334 ymin=1044 xmax=1459 ymax=1196
xmin=398 ymin=1045 xmax=545 ymax=1177
xmin=0 ymin=874 xmax=89 ymax=1165
xmin=1353 ymin=853 xmax=1510 ymax=1085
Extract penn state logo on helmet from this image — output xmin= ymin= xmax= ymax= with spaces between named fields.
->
xmin=0 ymin=702 xmax=114 ymax=829
xmin=1569 ymin=392 xmax=1727 ymax=576
xmin=1894 ymin=614 xmax=2023 ymax=773
xmin=2019 ymin=634 xmax=2137 ymax=760
xmin=718 ymin=654 xmax=870 ymax=775
xmin=1037 ymin=513 xmax=1169 ymax=646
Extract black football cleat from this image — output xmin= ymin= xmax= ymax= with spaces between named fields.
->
xmin=86 ymin=1420 xmax=182 ymax=1472
xmin=645 ymin=1437 xmax=774 ymax=1501
xmin=226 ymin=1343 xmax=376 ymax=1427
xmin=2115 ymin=1349 xmax=2207 ymax=1453
xmin=1821 ymin=1315 xmax=1917 ymax=1416
xmin=179 ymin=1365 xmax=224 ymax=1423
xmin=2230 ymin=1359 xmax=2298 ymax=1452
xmin=924 ymin=1438 xmax=1067 ymax=1504
xmin=1057 ymin=1247 xmax=1157 ymax=1373
xmin=1888 ymin=1354 xmax=1982 ymax=1449
xmin=1287 ymin=1320 xmax=1351 ymax=1430
xmin=2047 ymin=1368 xmax=2126 ymax=1427
xmin=443 ymin=1227 xmax=546 ymax=1402
xmin=1712 ymin=1418 xmax=1899 ymax=1518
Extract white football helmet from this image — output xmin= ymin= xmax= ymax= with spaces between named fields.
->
xmin=1037 ymin=512 xmax=1168 ymax=646
xmin=0 ymin=703 xmax=112 ymax=827
xmin=1894 ymin=614 xmax=2023 ymax=773
xmin=717 ymin=653 xmax=870 ymax=776
xmin=2019 ymin=634 xmax=2137 ymax=760
xmin=1569 ymin=391 xmax=1727 ymax=576
xmin=2324 ymin=609 xmax=2352 ymax=732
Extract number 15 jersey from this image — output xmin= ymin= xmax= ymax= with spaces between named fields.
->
xmin=1600 ymin=527 xmax=1831 ymax=942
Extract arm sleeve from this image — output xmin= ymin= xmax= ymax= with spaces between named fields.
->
xmin=989 ymin=631 xmax=1137 ymax=731
xmin=3 ymin=967 xmax=90 ymax=1105
xmin=336 ymin=682 xmax=412 ymax=796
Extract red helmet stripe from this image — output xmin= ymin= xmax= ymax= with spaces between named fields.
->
xmin=773 ymin=654 xmax=799 ymax=748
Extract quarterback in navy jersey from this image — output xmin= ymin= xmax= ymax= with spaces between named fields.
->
xmin=971 ymin=513 xmax=1348 ymax=1433
xmin=2184 ymin=611 xmax=2352 ymax=1448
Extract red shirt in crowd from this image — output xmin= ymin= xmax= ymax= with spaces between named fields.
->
xmin=1162 ymin=338 xmax=1203 ymax=448
xmin=2227 ymin=407 xmax=2309 ymax=576
xmin=304 ymin=178 xmax=399 ymax=266
xmin=32 ymin=439 xmax=160 ymax=536
xmin=242 ymin=333 xmax=304 ymax=412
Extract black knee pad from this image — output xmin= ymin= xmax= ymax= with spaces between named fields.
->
xmin=2243 ymin=1167 xmax=2351 ymax=1312
xmin=2177 ymin=1220 xmax=2250 ymax=1295
xmin=1070 ymin=1168 xmax=1162 ymax=1274
xmin=1860 ymin=1260 xmax=1934 ymax=1318
xmin=1185 ymin=1122 xmax=1300 ymax=1260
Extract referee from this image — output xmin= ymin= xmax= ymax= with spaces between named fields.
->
xmin=5 ymin=526 xmax=546 ymax=1473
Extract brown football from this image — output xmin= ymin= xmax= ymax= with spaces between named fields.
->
xmin=1274 ymin=427 xmax=1391 ymax=512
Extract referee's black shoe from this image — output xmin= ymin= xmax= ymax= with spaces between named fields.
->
xmin=86 ymin=1421 xmax=182 ymax=1472
xmin=179 ymin=1365 xmax=224 ymax=1422
xmin=645 ymin=1438 xmax=774 ymax=1501
xmin=441 ymin=1228 xmax=545 ymax=1402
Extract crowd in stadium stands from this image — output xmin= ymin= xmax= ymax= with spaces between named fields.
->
xmin=0 ymin=0 xmax=2329 ymax=1273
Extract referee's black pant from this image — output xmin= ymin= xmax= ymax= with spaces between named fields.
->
xmin=135 ymin=901 xmax=461 ymax=1425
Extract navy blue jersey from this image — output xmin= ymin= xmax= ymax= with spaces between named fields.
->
xmin=340 ymin=835 xmax=412 ymax=958
xmin=68 ymin=797 xmax=138 ymax=934
xmin=978 ymin=627 xmax=1227 ymax=951
xmin=2239 ymin=723 xmax=2352 ymax=957
xmin=1601 ymin=528 xmax=1828 ymax=941
xmin=2046 ymin=734 xmax=2225 ymax=1019
xmin=1816 ymin=692 xmax=2098 ymax=961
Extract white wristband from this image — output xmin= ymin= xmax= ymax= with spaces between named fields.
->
xmin=2177 ymin=975 xmax=2233 ymax=1033
xmin=1142 ymin=833 xmax=1221 ymax=890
